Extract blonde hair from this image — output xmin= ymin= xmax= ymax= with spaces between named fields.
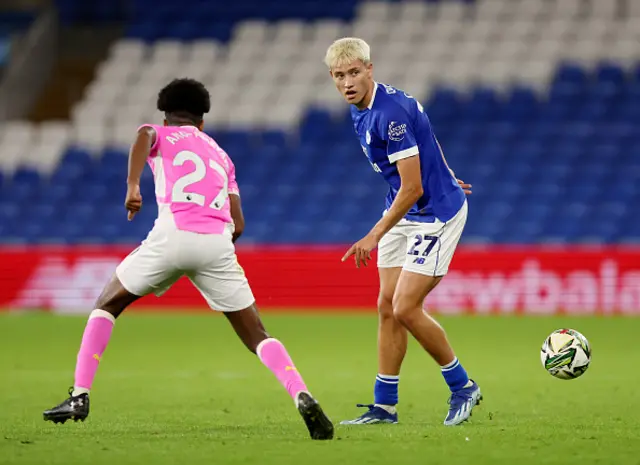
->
xmin=324 ymin=37 xmax=371 ymax=69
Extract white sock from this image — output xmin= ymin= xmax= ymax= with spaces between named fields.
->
xmin=441 ymin=357 xmax=459 ymax=370
xmin=374 ymin=404 xmax=397 ymax=414
xmin=294 ymin=390 xmax=312 ymax=406
xmin=72 ymin=387 xmax=90 ymax=397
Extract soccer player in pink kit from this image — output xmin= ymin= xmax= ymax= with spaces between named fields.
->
xmin=43 ymin=79 xmax=334 ymax=440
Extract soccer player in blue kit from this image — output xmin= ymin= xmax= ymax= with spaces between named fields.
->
xmin=324 ymin=37 xmax=482 ymax=426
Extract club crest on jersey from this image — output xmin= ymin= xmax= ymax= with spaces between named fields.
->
xmin=388 ymin=121 xmax=407 ymax=142
xmin=365 ymin=130 xmax=371 ymax=144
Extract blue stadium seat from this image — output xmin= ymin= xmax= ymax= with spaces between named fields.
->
xmin=595 ymin=62 xmax=626 ymax=86
xmin=553 ymin=62 xmax=589 ymax=87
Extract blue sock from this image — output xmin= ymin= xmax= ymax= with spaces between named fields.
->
xmin=441 ymin=357 xmax=469 ymax=392
xmin=374 ymin=374 xmax=399 ymax=406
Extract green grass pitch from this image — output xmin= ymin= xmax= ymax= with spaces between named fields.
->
xmin=1 ymin=312 xmax=639 ymax=465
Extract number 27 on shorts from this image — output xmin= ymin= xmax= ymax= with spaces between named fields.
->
xmin=408 ymin=234 xmax=438 ymax=265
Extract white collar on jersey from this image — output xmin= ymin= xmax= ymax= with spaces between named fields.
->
xmin=367 ymin=81 xmax=378 ymax=110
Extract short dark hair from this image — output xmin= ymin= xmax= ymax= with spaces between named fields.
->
xmin=157 ymin=78 xmax=211 ymax=124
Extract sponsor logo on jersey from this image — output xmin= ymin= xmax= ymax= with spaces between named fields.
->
xmin=382 ymin=84 xmax=396 ymax=94
xmin=388 ymin=121 xmax=407 ymax=142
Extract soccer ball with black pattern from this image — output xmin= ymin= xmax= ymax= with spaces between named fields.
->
xmin=540 ymin=329 xmax=591 ymax=380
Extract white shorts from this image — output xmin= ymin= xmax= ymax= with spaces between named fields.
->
xmin=116 ymin=224 xmax=255 ymax=312
xmin=377 ymin=200 xmax=468 ymax=277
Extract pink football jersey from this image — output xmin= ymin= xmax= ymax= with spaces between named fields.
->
xmin=139 ymin=124 xmax=239 ymax=234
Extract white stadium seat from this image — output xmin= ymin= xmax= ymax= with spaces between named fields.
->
xmin=150 ymin=40 xmax=186 ymax=64
xmin=356 ymin=2 xmax=392 ymax=22
xmin=108 ymin=39 xmax=147 ymax=63
xmin=0 ymin=142 xmax=25 ymax=172
xmin=233 ymin=20 xmax=270 ymax=43
xmin=186 ymin=40 xmax=222 ymax=64
xmin=311 ymin=20 xmax=345 ymax=43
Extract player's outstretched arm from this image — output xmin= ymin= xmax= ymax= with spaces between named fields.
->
xmin=125 ymin=126 xmax=156 ymax=221
xmin=229 ymin=193 xmax=245 ymax=243
xmin=342 ymin=155 xmax=422 ymax=268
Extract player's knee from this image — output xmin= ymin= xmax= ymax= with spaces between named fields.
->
xmin=392 ymin=297 xmax=420 ymax=327
xmin=377 ymin=293 xmax=394 ymax=319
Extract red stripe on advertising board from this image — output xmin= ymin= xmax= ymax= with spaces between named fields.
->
xmin=0 ymin=245 xmax=638 ymax=314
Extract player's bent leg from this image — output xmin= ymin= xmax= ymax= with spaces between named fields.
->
xmin=224 ymin=303 xmax=334 ymax=440
xmin=377 ymin=267 xmax=407 ymax=380
xmin=44 ymin=235 xmax=178 ymax=425
xmin=393 ymin=271 xmax=481 ymax=426
xmin=341 ymin=266 xmax=404 ymax=425
xmin=43 ymin=274 xmax=142 ymax=424
xmin=191 ymin=234 xmax=332 ymax=439
xmin=393 ymin=273 xmax=452 ymax=365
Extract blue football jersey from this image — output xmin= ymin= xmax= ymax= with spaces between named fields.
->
xmin=350 ymin=82 xmax=465 ymax=223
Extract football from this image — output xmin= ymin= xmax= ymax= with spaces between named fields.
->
xmin=540 ymin=329 xmax=592 ymax=380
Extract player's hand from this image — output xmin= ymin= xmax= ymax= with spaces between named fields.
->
xmin=125 ymin=183 xmax=142 ymax=221
xmin=456 ymin=178 xmax=472 ymax=195
xmin=342 ymin=232 xmax=379 ymax=269
xmin=449 ymin=168 xmax=472 ymax=195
